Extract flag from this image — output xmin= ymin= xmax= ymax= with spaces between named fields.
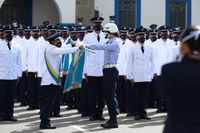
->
xmin=63 ymin=49 xmax=85 ymax=93
xmin=61 ymin=38 xmax=74 ymax=74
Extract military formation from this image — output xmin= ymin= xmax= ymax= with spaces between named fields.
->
xmin=0 ymin=16 xmax=183 ymax=130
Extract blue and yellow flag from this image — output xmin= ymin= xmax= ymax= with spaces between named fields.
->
xmin=62 ymin=38 xmax=74 ymax=74
xmin=63 ymin=49 xmax=85 ymax=93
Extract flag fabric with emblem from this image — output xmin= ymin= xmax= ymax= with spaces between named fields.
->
xmin=63 ymin=49 xmax=85 ymax=93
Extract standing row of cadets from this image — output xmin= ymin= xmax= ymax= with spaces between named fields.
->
xmin=0 ymin=20 xmax=183 ymax=129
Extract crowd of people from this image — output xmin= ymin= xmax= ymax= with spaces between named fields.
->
xmin=1 ymin=16 xmax=199 ymax=131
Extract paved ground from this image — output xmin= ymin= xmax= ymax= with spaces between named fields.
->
xmin=0 ymin=103 xmax=166 ymax=133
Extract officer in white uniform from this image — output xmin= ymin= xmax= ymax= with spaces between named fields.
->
xmin=145 ymin=25 xmax=158 ymax=108
xmin=64 ymin=27 xmax=78 ymax=110
xmin=27 ymin=26 xmax=41 ymax=110
xmin=116 ymin=27 xmax=131 ymax=113
xmin=146 ymin=24 xmax=158 ymax=45
xmin=153 ymin=25 xmax=173 ymax=113
xmin=83 ymin=16 xmax=107 ymax=121
xmin=60 ymin=26 xmax=71 ymax=106
xmin=15 ymin=25 xmax=29 ymax=106
xmin=39 ymin=32 xmax=79 ymax=129
xmin=126 ymin=28 xmax=138 ymax=116
xmin=0 ymin=25 xmax=22 ymax=122
xmin=17 ymin=26 xmax=32 ymax=107
xmin=128 ymin=28 xmax=137 ymax=45
xmin=170 ymin=27 xmax=182 ymax=62
xmin=127 ymin=27 xmax=155 ymax=120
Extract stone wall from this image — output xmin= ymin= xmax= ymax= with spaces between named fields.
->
xmin=76 ymin=0 xmax=94 ymax=26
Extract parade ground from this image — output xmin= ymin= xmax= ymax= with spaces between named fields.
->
xmin=0 ymin=103 xmax=166 ymax=133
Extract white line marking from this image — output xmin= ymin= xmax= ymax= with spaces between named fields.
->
xmin=71 ymin=125 xmax=93 ymax=133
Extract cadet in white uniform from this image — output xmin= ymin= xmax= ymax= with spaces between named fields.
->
xmin=116 ymin=27 xmax=130 ymax=113
xmin=126 ymin=28 xmax=138 ymax=116
xmin=170 ymin=27 xmax=182 ymax=61
xmin=83 ymin=16 xmax=107 ymax=121
xmin=15 ymin=25 xmax=29 ymax=106
xmin=153 ymin=25 xmax=173 ymax=113
xmin=39 ymin=32 xmax=79 ymax=129
xmin=27 ymin=26 xmax=41 ymax=110
xmin=127 ymin=27 xmax=155 ymax=120
xmin=0 ymin=25 xmax=22 ymax=122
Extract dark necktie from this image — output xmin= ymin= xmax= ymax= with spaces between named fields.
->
xmin=7 ymin=42 xmax=11 ymax=50
xmin=97 ymin=35 xmax=100 ymax=42
xmin=141 ymin=45 xmax=144 ymax=53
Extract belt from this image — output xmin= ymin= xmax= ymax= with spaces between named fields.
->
xmin=103 ymin=64 xmax=116 ymax=69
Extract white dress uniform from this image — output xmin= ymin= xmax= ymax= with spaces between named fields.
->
xmin=16 ymin=37 xmax=28 ymax=72
xmin=168 ymin=40 xmax=181 ymax=62
xmin=26 ymin=38 xmax=41 ymax=109
xmin=145 ymin=39 xmax=153 ymax=45
xmin=116 ymin=39 xmax=132 ymax=76
xmin=0 ymin=39 xmax=22 ymax=119
xmin=39 ymin=38 xmax=78 ymax=128
xmin=127 ymin=42 xmax=155 ymax=82
xmin=153 ymin=38 xmax=174 ymax=112
xmin=38 ymin=39 xmax=49 ymax=78
xmin=152 ymin=39 xmax=173 ymax=76
xmin=82 ymin=31 xmax=107 ymax=118
xmin=83 ymin=31 xmax=107 ymax=76
xmin=126 ymin=41 xmax=155 ymax=118
xmin=41 ymin=45 xmax=78 ymax=86
xmin=27 ymin=38 xmax=40 ymax=73
xmin=0 ymin=40 xmax=22 ymax=80
xmin=116 ymin=39 xmax=132 ymax=113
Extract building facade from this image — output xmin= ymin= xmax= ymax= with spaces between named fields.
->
xmin=0 ymin=0 xmax=200 ymax=28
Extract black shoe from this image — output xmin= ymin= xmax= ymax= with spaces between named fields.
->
xmin=163 ymin=108 xmax=167 ymax=113
xmin=34 ymin=106 xmax=40 ymax=110
xmin=140 ymin=115 xmax=151 ymax=120
xmin=5 ymin=116 xmax=18 ymax=122
xmin=96 ymin=116 xmax=105 ymax=121
xmin=27 ymin=106 xmax=35 ymax=110
xmin=66 ymin=106 xmax=73 ymax=110
xmin=134 ymin=115 xmax=140 ymax=120
xmin=0 ymin=116 xmax=6 ymax=122
xmin=156 ymin=109 xmax=164 ymax=113
xmin=89 ymin=116 xmax=96 ymax=121
xmin=101 ymin=121 xmax=118 ymax=128
xmin=52 ymin=113 xmax=62 ymax=117
xmin=19 ymin=102 xmax=27 ymax=107
xmin=126 ymin=113 xmax=134 ymax=117
xmin=81 ymin=114 xmax=88 ymax=117
xmin=40 ymin=124 xmax=56 ymax=129
xmin=120 ymin=109 xmax=127 ymax=113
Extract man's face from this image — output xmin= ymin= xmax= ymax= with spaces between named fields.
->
xmin=32 ymin=31 xmax=39 ymax=35
xmin=3 ymin=31 xmax=13 ymax=42
xmin=92 ymin=22 xmax=101 ymax=27
xmin=52 ymin=38 xmax=62 ymax=47
xmin=159 ymin=31 xmax=168 ymax=36
xmin=149 ymin=33 xmax=157 ymax=38
xmin=136 ymin=34 xmax=145 ymax=39
xmin=92 ymin=22 xmax=102 ymax=32
xmin=171 ymin=33 xmax=178 ymax=38
xmin=61 ymin=31 xmax=68 ymax=36
xmin=48 ymin=30 xmax=56 ymax=36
